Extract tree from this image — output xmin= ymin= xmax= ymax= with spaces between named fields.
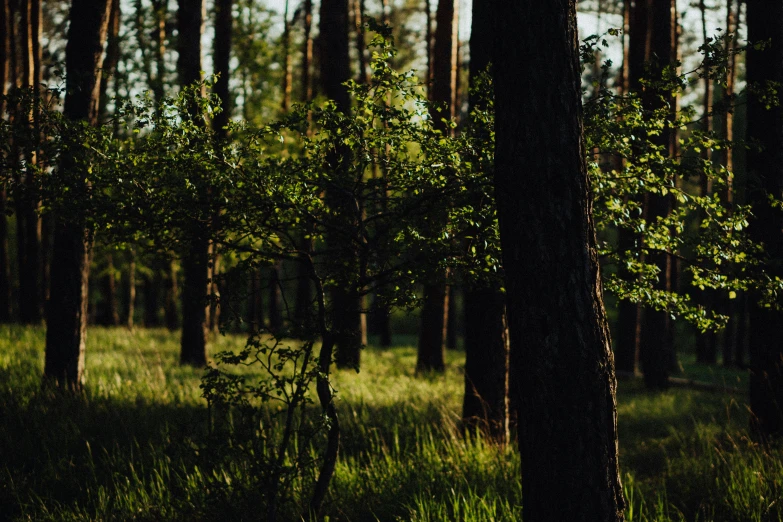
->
xmin=177 ymin=0 xmax=209 ymax=366
xmin=461 ymin=0 xmax=508 ymax=441
xmin=417 ymin=0 xmax=458 ymax=373
xmin=746 ymin=0 xmax=783 ymax=438
xmin=319 ymin=0 xmax=365 ymax=369
xmin=0 ymin=0 xmax=12 ymax=322
xmin=43 ymin=0 xmax=113 ymax=388
xmin=493 ymin=0 xmax=625 ymax=519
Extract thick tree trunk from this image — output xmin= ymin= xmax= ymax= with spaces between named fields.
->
xmin=44 ymin=0 xmax=112 ymax=389
xmin=417 ymin=0 xmax=458 ymax=371
xmin=177 ymin=0 xmax=209 ymax=365
xmin=746 ymin=0 xmax=783 ymax=439
xmin=494 ymin=1 xmax=625 ymax=519
xmin=319 ymin=0 xmax=364 ymax=368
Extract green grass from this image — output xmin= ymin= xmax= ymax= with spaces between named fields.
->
xmin=0 ymin=326 xmax=781 ymax=521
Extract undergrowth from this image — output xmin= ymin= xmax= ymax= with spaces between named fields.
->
xmin=0 ymin=325 xmax=780 ymax=521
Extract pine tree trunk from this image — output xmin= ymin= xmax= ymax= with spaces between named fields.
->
xmin=417 ymin=0 xmax=458 ymax=372
xmin=177 ymin=0 xmax=209 ymax=366
xmin=746 ymin=0 xmax=783 ymax=438
xmin=460 ymin=0 xmax=509 ymax=439
xmin=212 ymin=0 xmax=232 ymax=139
xmin=0 ymin=0 xmax=12 ymax=323
xmin=494 ymin=1 xmax=625 ymax=518
xmin=319 ymin=0 xmax=364 ymax=369
xmin=44 ymin=0 xmax=113 ymax=389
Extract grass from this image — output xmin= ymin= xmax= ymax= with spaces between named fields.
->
xmin=0 ymin=325 xmax=781 ymax=521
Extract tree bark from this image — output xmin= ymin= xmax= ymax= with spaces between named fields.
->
xmin=126 ymin=248 xmax=136 ymax=328
xmin=417 ymin=0 xmax=458 ymax=372
xmin=44 ymin=0 xmax=112 ymax=389
xmin=494 ymin=1 xmax=625 ymax=519
xmin=212 ymin=0 xmax=232 ymax=139
xmin=460 ymin=0 xmax=509 ymax=440
xmin=319 ymin=0 xmax=364 ymax=369
xmin=177 ymin=0 xmax=209 ymax=366
xmin=0 ymin=0 xmax=12 ymax=322
xmin=746 ymin=0 xmax=783 ymax=438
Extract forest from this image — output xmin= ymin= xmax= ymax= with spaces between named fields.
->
xmin=1 ymin=0 xmax=782 ymax=520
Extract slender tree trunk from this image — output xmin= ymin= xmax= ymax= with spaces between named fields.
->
xmin=97 ymin=253 xmax=119 ymax=326
xmin=164 ymin=259 xmax=179 ymax=330
xmin=494 ymin=1 xmax=625 ymax=517
xmin=425 ymin=0 xmax=433 ymax=99
xmin=44 ymin=0 xmax=113 ymax=389
xmin=280 ymin=0 xmax=292 ymax=113
xmin=268 ymin=264 xmax=282 ymax=333
xmin=445 ymin=285 xmax=457 ymax=350
xmin=177 ymin=0 xmax=209 ymax=366
xmin=417 ymin=0 xmax=458 ymax=372
xmin=320 ymin=0 xmax=364 ymax=369
xmin=0 ymin=0 xmax=12 ymax=322
xmin=460 ymin=0 xmax=509 ymax=440
xmin=213 ymin=0 xmax=232 ymax=138
xmin=746 ymin=0 xmax=783 ymax=438
xmin=353 ymin=0 xmax=367 ymax=84
xmin=293 ymin=0 xmax=314 ymax=327
xmin=126 ymin=248 xmax=135 ymax=328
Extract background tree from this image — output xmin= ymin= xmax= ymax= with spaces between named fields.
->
xmin=494 ymin=0 xmax=625 ymax=519
xmin=417 ymin=0 xmax=458 ymax=373
xmin=43 ymin=0 xmax=113 ymax=388
xmin=460 ymin=0 xmax=509 ymax=441
xmin=177 ymin=0 xmax=209 ymax=366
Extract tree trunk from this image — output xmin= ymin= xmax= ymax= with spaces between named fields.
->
xmin=212 ymin=0 xmax=232 ymax=139
xmin=97 ymin=253 xmax=119 ymax=326
xmin=0 ymin=0 xmax=12 ymax=322
xmin=319 ymin=0 xmax=364 ymax=369
xmin=177 ymin=0 xmax=209 ymax=366
xmin=494 ymin=1 xmax=625 ymax=519
xmin=268 ymin=264 xmax=282 ymax=333
xmin=280 ymin=0 xmax=292 ymax=113
xmin=460 ymin=0 xmax=509 ymax=440
xmin=126 ymin=248 xmax=135 ymax=328
xmin=44 ymin=0 xmax=112 ymax=389
xmin=746 ymin=0 xmax=783 ymax=438
xmin=417 ymin=0 xmax=458 ymax=372
xmin=293 ymin=0 xmax=313 ymax=326
xmin=164 ymin=259 xmax=179 ymax=330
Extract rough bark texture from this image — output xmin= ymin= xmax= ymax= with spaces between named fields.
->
xmin=44 ymin=0 xmax=112 ymax=389
xmin=319 ymin=0 xmax=364 ymax=368
xmin=417 ymin=0 xmax=458 ymax=372
xmin=177 ymin=0 xmax=209 ymax=366
xmin=746 ymin=0 xmax=783 ymax=438
xmin=493 ymin=1 xmax=625 ymax=519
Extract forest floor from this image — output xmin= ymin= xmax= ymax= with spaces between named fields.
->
xmin=0 ymin=326 xmax=781 ymax=521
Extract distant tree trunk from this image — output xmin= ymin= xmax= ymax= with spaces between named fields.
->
xmin=746 ymin=0 xmax=783 ymax=438
xmin=293 ymin=0 xmax=314 ymax=327
xmin=213 ymin=0 xmax=232 ymax=138
xmin=0 ymin=0 xmax=12 ymax=322
xmin=635 ymin=0 xmax=678 ymax=389
xmin=425 ymin=0 xmax=433 ymax=98
xmin=445 ymin=285 xmax=458 ymax=350
xmin=417 ymin=0 xmax=457 ymax=372
xmin=18 ymin=0 xmax=42 ymax=324
xmin=97 ymin=253 xmax=119 ymax=326
xmin=353 ymin=0 xmax=368 ymax=84
xmin=126 ymin=248 xmax=136 ymax=328
xmin=268 ymin=265 xmax=282 ymax=333
xmin=280 ymin=0 xmax=292 ymax=112
xmin=461 ymin=0 xmax=509 ymax=441
xmin=696 ymin=0 xmax=717 ymax=365
xmin=494 ymin=1 xmax=625 ymax=518
xmin=98 ymin=0 xmax=120 ymax=121
xmin=177 ymin=0 xmax=209 ymax=366
xmin=319 ymin=0 xmax=364 ymax=369
xmin=44 ymin=0 xmax=113 ymax=389
xmin=164 ymin=260 xmax=179 ymax=330
xmin=248 ymin=267 xmax=263 ymax=331
xmin=143 ymin=260 xmax=161 ymax=326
